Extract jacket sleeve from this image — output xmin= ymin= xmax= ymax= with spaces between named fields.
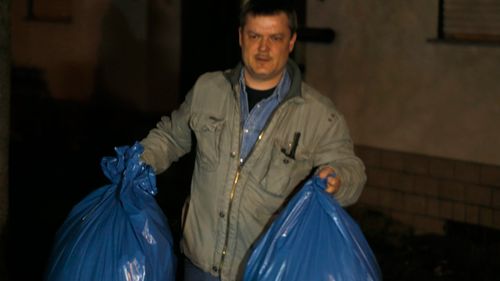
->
xmin=312 ymin=111 xmax=366 ymax=207
xmin=140 ymin=89 xmax=194 ymax=174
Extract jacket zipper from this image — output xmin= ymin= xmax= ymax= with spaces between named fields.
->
xmin=218 ymin=102 xmax=287 ymax=274
xmin=218 ymin=166 xmax=240 ymax=272
xmin=218 ymin=84 xmax=244 ymax=274
xmin=217 ymin=83 xmax=297 ymax=275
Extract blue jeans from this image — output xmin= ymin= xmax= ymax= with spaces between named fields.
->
xmin=184 ymin=259 xmax=220 ymax=281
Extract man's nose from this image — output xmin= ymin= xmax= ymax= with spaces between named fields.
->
xmin=258 ymin=38 xmax=270 ymax=51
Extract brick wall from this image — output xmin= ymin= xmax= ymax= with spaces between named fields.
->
xmin=353 ymin=145 xmax=500 ymax=234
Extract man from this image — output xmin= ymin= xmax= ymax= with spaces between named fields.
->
xmin=140 ymin=0 xmax=366 ymax=280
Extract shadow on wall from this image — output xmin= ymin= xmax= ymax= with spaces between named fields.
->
xmin=90 ymin=0 xmax=183 ymax=118
xmin=92 ymin=0 xmax=149 ymax=112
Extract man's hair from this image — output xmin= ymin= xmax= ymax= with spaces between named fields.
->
xmin=239 ymin=0 xmax=298 ymax=35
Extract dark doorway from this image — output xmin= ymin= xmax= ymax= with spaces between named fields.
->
xmin=179 ymin=0 xmax=241 ymax=98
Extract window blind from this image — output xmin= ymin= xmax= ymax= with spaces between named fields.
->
xmin=440 ymin=0 xmax=500 ymax=42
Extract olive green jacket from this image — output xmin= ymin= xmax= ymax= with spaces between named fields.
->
xmin=140 ymin=61 xmax=366 ymax=281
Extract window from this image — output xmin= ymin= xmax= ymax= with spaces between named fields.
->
xmin=437 ymin=0 xmax=500 ymax=43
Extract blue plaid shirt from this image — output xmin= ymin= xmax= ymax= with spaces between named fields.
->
xmin=239 ymin=70 xmax=291 ymax=163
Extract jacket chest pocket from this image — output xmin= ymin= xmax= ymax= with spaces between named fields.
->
xmin=259 ymin=143 xmax=312 ymax=197
xmin=190 ymin=114 xmax=225 ymax=171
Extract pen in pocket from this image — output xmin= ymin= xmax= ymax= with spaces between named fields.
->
xmin=281 ymin=132 xmax=301 ymax=159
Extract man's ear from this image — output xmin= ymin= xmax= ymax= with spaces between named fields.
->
xmin=289 ymin=32 xmax=297 ymax=53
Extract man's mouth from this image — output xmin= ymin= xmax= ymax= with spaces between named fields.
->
xmin=255 ymin=55 xmax=271 ymax=62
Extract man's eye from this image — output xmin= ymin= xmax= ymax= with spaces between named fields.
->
xmin=249 ymin=34 xmax=259 ymax=39
xmin=271 ymin=36 xmax=283 ymax=42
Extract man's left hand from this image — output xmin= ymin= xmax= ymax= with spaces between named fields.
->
xmin=318 ymin=166 xmax=341 ymax=194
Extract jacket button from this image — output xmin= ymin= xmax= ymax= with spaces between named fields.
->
xmin=230 ymin=152 xmax=236 ymax=158
xmin=212 ymin=266 xmax=218 ymax=272
xmin=219 ymin=211 xmax=225 ymax=218
xmin=283 ymin=158 xmax=290 ymax=164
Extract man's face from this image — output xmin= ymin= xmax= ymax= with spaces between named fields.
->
xmin=239 ymin=12 xmax=297 ymax=89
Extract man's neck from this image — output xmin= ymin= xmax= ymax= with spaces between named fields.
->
xmin=246 ymin=86 xmax=276 ymax=112
xmin=243 ymin=70 xmax=284 ymax=90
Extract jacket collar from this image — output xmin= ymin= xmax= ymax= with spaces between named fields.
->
xmin=224 ymin=59 xmax=303 ymax=100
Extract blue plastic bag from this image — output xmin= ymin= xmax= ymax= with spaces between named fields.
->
xmin=45 ymin=142 xmax=176 ymax=281
xmin=243 ymin=176 xmax=382 ymax=281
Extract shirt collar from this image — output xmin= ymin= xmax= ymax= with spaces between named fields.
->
xmin=238 ymin=69 xmax=291 ymax=102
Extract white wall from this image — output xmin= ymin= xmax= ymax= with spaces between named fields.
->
xmin=306 ymin=0 xmax=500 ymax=166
